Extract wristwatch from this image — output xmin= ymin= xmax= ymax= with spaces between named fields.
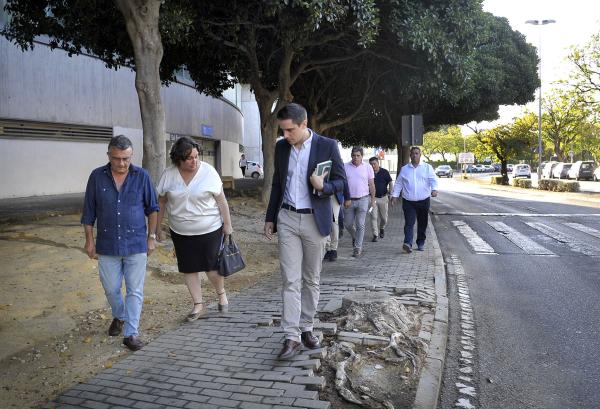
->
xmin=149 ymin=233 xmax=157 ymax=240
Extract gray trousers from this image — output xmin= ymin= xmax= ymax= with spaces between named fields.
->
xmin=370 ymin=195 xmax=389 ymax=235
xmin=344 ymin=196 xmax=369 ymax=249
xmin=326 ymin=196 xmax=341 ymax=251
xmin=277 ymin=209 xmax=327 ymax=342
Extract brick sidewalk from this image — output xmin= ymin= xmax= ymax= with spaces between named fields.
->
xmin=48 ymin=204 xmax=444 ymax=409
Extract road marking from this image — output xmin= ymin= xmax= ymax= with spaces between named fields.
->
xmin=564 ymin=222 xmax=600 ymax=240
xmin=452 ymin=220 xmax=496 ymax=254
xmin=487 ymin=221 xmax=555 ymax=256
xmin=525 ymin=222 xmax=599 ymax=257
xmin=435 ymin=212 xmax=600 ymax=217
xmin=449 ymin=255 xmax=478 ymax=409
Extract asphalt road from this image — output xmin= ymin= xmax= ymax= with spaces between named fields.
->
xmin=433 ymin=178 xmax=600 ymax=409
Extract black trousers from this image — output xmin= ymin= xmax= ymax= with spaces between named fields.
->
xmin=402 ymin=197 xmax=430 ymax=246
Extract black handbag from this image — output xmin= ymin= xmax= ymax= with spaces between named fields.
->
xmin=217 ymin=234 xmax=246 ymax=277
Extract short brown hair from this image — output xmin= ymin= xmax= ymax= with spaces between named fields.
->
xmin=170 ymin=136 xmax=200 ymax=166
xmin=351 ymin=146 xmax=364 ymax=156
xmin=276 ymin=103 xmax=307 ymax=125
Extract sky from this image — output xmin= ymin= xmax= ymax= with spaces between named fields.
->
xmin=466 ymin=0 xmax=600 ymax=130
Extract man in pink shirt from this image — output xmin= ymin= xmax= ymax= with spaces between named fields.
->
xmin=343 ymin=147 xmax=376 ymax=257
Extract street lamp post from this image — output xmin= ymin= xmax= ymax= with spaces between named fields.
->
xmin=526 ymin=19 xmax=556 ymax=176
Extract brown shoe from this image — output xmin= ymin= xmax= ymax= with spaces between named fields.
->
xmin=277 ymin=339 xmax=302 ymax=360
xmin=301 ymin=331 xmax=320 ymax=349
xmin=123 ymin=335 xmax=144 ymax=351
xmin=108 ymin=318 xmax=124 ymax=336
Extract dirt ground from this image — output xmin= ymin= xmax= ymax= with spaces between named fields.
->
xmin=0 ymin=195 xmax=279 ymax=409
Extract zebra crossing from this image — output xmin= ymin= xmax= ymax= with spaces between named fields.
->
xmin=450 ymin=217 xmax=600 ymax=257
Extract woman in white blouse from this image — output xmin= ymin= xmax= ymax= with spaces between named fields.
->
xmin=156 ymin=137 xmax=233 ymax=321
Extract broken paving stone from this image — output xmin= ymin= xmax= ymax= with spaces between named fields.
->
xmin=394 ymin=287 xmax=417 ymax=296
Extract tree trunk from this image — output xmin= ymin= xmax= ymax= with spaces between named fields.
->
xmin=500 ymin=160 xmax=509 ymax=185
xmin=256 ymin=96 xmax=282 ymax=203
xmin=115 ymin=0 xmax=166 ymax=184
xmin=401 ymin=144 xmax=410 ymax=167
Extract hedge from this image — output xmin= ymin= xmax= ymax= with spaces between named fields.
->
xmin=513 ymin=178 xmax=532 ymax=188
xmin=491 ymin=176 xmax=503 ymax=185
xmin=538 ymin=179 xmax=580 ymax=192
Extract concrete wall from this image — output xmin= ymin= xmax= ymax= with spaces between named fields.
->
xmin=0 ymin=128 xmax=143 ymax=199
xmin=0 ymin=36 xmax=245 ymax=198
xmin=240 ymin=85 xmax=263 ymax=166
xmin=219 ymin=140 xmax=242 ymax=180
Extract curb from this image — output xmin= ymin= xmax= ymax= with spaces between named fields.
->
xmin=413 ymin=218 xmax=448 ymax=409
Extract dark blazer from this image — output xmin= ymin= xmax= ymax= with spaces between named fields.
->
xmin=265 ymin=131 xmax=348 ymax=236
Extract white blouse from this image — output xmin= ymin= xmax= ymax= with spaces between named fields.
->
xmin=156 ymin=163 xmax=223 ymax=235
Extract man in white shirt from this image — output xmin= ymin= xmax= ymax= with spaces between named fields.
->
xmin=391 ymin=146 xmax=438 ymax=253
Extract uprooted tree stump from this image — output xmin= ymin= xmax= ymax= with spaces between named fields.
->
xmin=326 ymin=291 xmax=428 ymax=409
xmin=341 ymin=291 xmax=416 ymax=335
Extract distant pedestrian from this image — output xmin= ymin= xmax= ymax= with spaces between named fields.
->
xmin=391 ymin=146 xmax=438 ymax=253
xmin=81 ymin=135 xmax=159 ymax=351
xmin=156 ymin=136 xmax=233 ymax=322
xmin=368 ymin=157 xmax=393 ymax=241
xmin=239 ymin=154 xmax=247 ymax=177
xmin=264 ymin=103 xmax=348 ymax=360
xmin=343 ymin=147 xmax=375 ymax=257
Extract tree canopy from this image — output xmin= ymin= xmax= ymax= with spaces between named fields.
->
xmin=297 ymin=8 xmax=539 ymax=154
xmin=422 ymin=126 xmax=464 ymax=163
xmin=568 ymin=31 xmax=600 ymax=108
xmin=474 ymin=113 xmax=537 ymax=183
xmin=542 ymin=89 xmax=591 ymax=162
xmin=3 ymin=0 xmax=540 ymax=194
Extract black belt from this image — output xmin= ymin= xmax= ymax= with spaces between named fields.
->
xmin=350 ymin=195 xmax=369 ymax=201
xmin=281 ymin=203 xmax=314 ymax=214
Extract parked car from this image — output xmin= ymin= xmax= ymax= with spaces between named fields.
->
xmin=473 ymin=164 xmax=485 ymax=173
xmin=594 ymin=167 xmax=600 ymax=182
xmin=512 ymin=164 xmax=531 ymax=178
xmin=435 ymin=165 xmax=454 ymax=178
xmin=567 ymin=161 xmax=597 ymax=181
xmin=551 ymin=163 xmax=572 ymax=179
xmin=246 ymin=160 xmax=263 ymax=179
xmin=483 ymin=164 xmax=494 ymax=172
xmin=492 ymin=163 xmax=501 ymax=172
xmin=541 ymin=161 xmax=559 ymax=179
xmin=506 ymin=164 xmax=514 ymax=172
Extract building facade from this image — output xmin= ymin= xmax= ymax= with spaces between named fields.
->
xmin=0 ymin=5 xmax=263 ymax=199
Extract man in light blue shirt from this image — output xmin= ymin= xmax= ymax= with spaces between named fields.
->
xmin=391 ymin=146 xmax=438 ymax=253
xmin=82 ymin=135 xmax=159 ymax=351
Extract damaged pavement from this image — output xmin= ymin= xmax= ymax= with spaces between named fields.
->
xmin=41 ymin=203 xmax=448 ymax=409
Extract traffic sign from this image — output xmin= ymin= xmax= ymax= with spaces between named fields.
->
xmin=458 ymin=152 xmax=475 ymax=164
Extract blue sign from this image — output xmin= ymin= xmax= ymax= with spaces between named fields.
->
xmin=201 ymin=125 xmax=214 ymax=137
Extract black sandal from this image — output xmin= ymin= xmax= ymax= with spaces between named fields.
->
xmin=217 ymin=290 xmax=229 ymax=313
xmin=187 ymin=302 xmax=205 ymax=322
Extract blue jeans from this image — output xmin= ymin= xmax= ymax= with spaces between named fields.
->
xmin=344 ymin=196 xmax=369 ymax=249
xmin=402 ymin=198 xmax=430 ymax=247
xmin=98 ymin=253 xmax=147 ymax=337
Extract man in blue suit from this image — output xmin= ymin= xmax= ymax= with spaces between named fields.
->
xmin=264 ymin=103 xmax=348 ymax=359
